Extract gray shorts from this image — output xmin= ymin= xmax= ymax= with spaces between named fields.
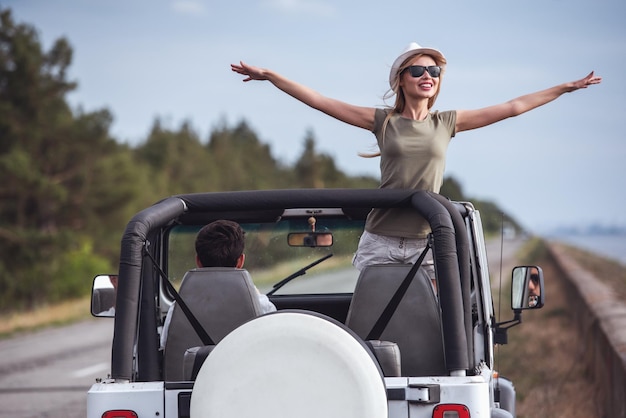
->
xmin=352 ymin=230 xmax=435 ymax=277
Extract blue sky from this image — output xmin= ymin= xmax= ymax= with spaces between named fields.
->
xmin=5 ymin=0 xmax=625 ymax=233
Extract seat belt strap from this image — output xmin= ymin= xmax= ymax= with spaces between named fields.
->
xmin=162 ymin=275 xmax=215 ymax=346
xmin=365 ymin=236 xmax=433 ymax=341
xmin=143 ymin=244 xmax=215 ymax=346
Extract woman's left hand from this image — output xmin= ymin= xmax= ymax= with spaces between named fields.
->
xmin=569 ymin=71 xmax=602 ymax=91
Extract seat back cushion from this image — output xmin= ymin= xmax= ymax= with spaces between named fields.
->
xmin=163 ymin=268 xmax=263 ymax=381
xmin=345 ymin=264 xmax=446 ymax=376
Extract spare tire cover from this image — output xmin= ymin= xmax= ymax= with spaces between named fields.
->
xmin=190 ymin=310 xmax=388 ymax=418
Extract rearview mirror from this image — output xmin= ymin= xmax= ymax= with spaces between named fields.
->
xmin=511 ymin=266 xmax=544 ymax=310
xmin=287 ymin=232 xmax=333 ymax=247
xmin=91 ymin=274 xmax=118 ymax=317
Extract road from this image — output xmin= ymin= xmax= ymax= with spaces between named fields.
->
xmin=485 ymin=236 xmax=525 ymax=280
xmin=0 ymin=238 xmax=525 ymax=418
xmin=0 ymin=319 xmax=113 ymax=418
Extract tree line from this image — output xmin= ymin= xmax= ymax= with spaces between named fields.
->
xmin=0 ymin=9 xmax=519 ymax=312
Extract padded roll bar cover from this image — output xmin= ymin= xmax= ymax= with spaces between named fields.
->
xmin=429 ymin=194 xmax=473 ymax=367
xmin=110 ymin=188 xmax=471 ymax=381
xmin=113 ymin=197 xmax=187 ymax=381
xmin=411 ymin=191 xmax=469 ymax=372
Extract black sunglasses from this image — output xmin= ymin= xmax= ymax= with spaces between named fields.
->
xmin=407 ymin=65 xmax=442 ymax=78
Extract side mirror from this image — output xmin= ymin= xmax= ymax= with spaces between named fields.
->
xmin=496 ymin=265 xmax=545 ymax=344
xmin=91 ymin=274 xmax=118 ymax=318
xmin=511 ymin=266 xmax=544 ymax=310
xmin=287 ymin=232 xmax=333 ymax=247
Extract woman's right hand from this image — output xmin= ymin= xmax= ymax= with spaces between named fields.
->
xmin=231 ymin=61 xmax=268 ymax=82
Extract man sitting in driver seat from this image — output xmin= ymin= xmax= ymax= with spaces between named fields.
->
xmin=160 ymin=220 xmax=276 ymax=348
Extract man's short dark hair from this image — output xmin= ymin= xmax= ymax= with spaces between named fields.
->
xmin=195 ymin=220 xmax=245 ymax=267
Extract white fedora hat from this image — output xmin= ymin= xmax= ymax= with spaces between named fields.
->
xmin=389 ymin=42 xmax=447 ymax=90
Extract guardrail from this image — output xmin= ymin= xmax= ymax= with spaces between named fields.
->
xmin=547 ymin=242 xmax=626 ymax=418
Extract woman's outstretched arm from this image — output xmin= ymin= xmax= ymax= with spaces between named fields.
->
xmin=231 ymin=61 xmax=376 ymax=131
xmin=456 ymin=71 xmax=602 ymax=133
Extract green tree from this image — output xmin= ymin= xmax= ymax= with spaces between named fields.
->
xmin=294 ymin=129 xmax=378 ymax=189
xmin=441 ymin=177 xmax=523 ymax=235
xmin=136 ymin=119 xmax=218 ymax=195
xmin=0 ymin=9 xmax=136 ymax=309
xmin=207 ymin=119 xmax=291 ymax=190
xmin=441 ymin=176 xmax=464 ymax=201
xmin=294 ymin=131 xmax=324 ymax=188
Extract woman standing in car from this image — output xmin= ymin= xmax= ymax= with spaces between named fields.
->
xmin=231 ymin=42 xmax=601 ymax=273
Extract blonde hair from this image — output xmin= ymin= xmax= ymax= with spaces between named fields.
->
xmin=359 ymin=53 xmax=446 ymax=158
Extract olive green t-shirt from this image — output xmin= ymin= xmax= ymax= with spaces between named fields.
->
xmin=365 ymin=108 xmax=457 ymax=238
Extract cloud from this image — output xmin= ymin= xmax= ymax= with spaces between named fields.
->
xmin=170 ymin=0 xmax=207 ymax=16
xmin=264 ymin=0 xmax=336 ymax=17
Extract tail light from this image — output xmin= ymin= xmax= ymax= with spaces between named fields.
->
xmin=102 ymin=410 xmax=138 ymax=418
xmin=432 ymin=403 xmax=470 ymax=418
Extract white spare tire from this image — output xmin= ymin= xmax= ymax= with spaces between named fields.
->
xmin=190 ymin=310 xmax=388 ymax=418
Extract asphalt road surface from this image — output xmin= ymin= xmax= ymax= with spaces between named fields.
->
xmin=0 ymin=237 xmax=525 ymax=418
xmin=485 ymin=236 xmax=526 ymax=291
xmin=0 ymin=319 xmax=113 ymax=418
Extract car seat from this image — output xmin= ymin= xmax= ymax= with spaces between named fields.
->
xmin=345 ymin=264 xmax=446 ymax=376
xmin=162 ymin=267 xmax=264 ymax=381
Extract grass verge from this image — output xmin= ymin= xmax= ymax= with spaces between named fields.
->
xmin=495 ymin=237 xmax=625 ymax=417
xmin=0 ymin=296 xmax=93 ymax=338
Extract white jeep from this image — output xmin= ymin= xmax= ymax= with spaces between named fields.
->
xmin=88 ymin=189 xmax=544 ymax=418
